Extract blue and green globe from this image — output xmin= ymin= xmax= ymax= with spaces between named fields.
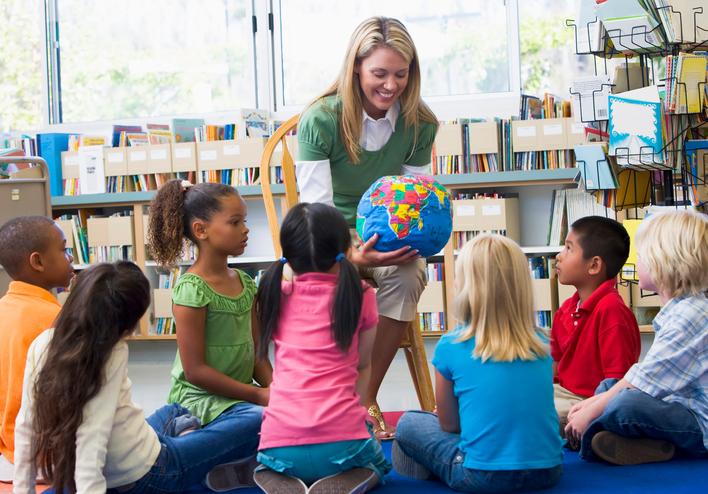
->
xmin=356 ymin=175 xmax=452 ymax=258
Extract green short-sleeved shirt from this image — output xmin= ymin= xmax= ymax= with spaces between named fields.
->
xmin=167 ymin=270 xmax=256 ymax=424
xmin=298 ymin=96 xmax=438 ymax=226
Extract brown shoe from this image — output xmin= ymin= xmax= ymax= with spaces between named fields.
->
xmin=253 ymin=469 xmax=307 ymax=494
xmin=591 ymin=431 xmax=675 ymax=465
xmin=307 ymin=468 xmax=379 ymax=494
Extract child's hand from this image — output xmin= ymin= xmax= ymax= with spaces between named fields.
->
xmin=254 ymin=386 xmax=270 ymax=406
xmin=565 ymin=398 xmax=604 ymax=443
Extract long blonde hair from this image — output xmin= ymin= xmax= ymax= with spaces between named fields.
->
xmin=635 ymin=209 xmax=708 ymax=298
xmin=454 ymin=234 xmax=547 ymax=362
xmin=314 ymin=16 xmax=438 ymax=163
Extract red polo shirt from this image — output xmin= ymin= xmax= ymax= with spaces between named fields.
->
xmin=551 ymin=279 xmax=640 ymax=397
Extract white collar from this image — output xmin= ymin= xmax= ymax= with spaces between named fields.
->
xmin=362 ymin=101 xmax=399 ymax=131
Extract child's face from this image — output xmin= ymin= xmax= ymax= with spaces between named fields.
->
xmin=636 ymin=253 xmax=658 ymax=293
xmin=41 ymin=224 xmax=75 ymax=288
xmin=555 ymin=229 xmax=594 ymax=286
xmin=355 ymin=46 xmax=410 ymax=119
xmin=203 ymin=194 xmax=249 ymax=256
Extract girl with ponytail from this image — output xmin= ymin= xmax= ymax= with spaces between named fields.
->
xmin=253 ymin=203 xmax=390 ymax=494
xmin=13 ymin=262 xmax=265 ymax=493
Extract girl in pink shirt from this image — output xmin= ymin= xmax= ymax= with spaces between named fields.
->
xmin=253 ymin=203 xmax=390 ymax=494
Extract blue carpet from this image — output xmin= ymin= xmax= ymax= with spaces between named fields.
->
xmin=184 ymin=442 xmax=708 ymax=493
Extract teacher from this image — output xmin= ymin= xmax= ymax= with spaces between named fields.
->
xmin=296 ymin=16 xmax=438 ymax=439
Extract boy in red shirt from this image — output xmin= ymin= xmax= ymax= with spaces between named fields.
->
xmin=0 ymin=217 xmax=74 ymax=482
xmin=552 ymin=216 xmax=640 ymax=435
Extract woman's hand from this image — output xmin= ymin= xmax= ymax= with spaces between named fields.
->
xmin=350 ymin=233 xmax=420 ymax=268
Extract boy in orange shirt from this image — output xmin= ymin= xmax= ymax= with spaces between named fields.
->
xmin=0 ymin=216 xmax=74 ymax=482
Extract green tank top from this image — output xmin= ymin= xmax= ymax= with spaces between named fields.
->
xmin=167 ymin=270 xmax=256 ymax=424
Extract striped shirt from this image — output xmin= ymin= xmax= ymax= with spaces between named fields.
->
xmin=625 ymin=293 xmax=708 ymax=449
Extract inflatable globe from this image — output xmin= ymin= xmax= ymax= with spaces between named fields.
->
xmin=356 ymin=175 xmax=452 ymax=258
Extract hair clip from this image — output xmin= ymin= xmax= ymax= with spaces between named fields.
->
xmin=279 ymin=257 xmax=287 ymax=264
xmin=335 ymin=252 xmax=346 ymax=263
xmin=181 ymin=180 xmax=194 ymax=191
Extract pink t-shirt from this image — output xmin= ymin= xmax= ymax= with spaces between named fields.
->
xmin=259 ymin=272 xmax=378 ymax=449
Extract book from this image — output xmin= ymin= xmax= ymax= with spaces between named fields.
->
xmin=241 ymin=108 xmax=270 ymax=138
xmin=36 ymin=133 xmax=72 ymax=196
xmin=111 ymin=125 xmax=142 ymax=147
xmin=574 ymin=143 xmax=617 ymax=190
xmin=608 ymin=85 xmax=663 ymax=167
xmin=172 ymin=118 xmax=205 ymax=143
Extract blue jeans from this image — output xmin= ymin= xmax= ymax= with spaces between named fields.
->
xmin=110 ymin=402 xmax=263 ymax=493
xmin=580 ymin=378 xmax=707 ymax=460
xmin=396 ymin=411 xmax=562 ymax=493
xmin=257 ymin=424 xmax=391 ymax=485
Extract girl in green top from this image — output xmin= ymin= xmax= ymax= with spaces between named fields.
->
xmin=296 ymin=16 xmax=438 ymax=439
xmin=148 ymin=179 xmax=272 ymax=488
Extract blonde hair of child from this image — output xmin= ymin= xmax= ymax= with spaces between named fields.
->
xmin=315 ymin=16 xmax=438 ymax=163
xmin=635 ymin=209 xmax=708 ymax=298
xmin=454 ymin=234 xmax=547 ymax=362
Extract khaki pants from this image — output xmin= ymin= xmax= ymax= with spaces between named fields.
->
xmin=0 ymin=453 xmax=13 ymax=482
xmin=553 ymin=383 xmax=586 ymax=420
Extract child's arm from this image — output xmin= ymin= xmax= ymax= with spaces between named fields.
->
xmin=356 ymin=326 xmax=376 ymax=403
xmin=564 ymin=378 xmax=635 ymax=442
xmin=251 ymin=308 xmax=273 ymax=388
xmin=174 ymin=304 xmax=268 ymax=406
xmin=435 ymin=370 xmax=461 ymax=433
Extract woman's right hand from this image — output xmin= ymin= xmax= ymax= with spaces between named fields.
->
xmin=350 ymin=233 xmax=420 ymax=268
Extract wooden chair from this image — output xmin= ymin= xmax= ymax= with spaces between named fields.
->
xmin=259 ymin=114 xmax=435 ymax=411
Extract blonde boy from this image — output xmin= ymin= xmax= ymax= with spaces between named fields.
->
xmin=565 ymin=210 xmax=708 ymax=465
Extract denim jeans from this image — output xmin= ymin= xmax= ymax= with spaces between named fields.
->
xmin=257 ymin=424 xmax=391 ymax=485
xmin=109 ymin=402 xmax=263 ymax=493
xmin=396 ymin=411 xmax=562 ymax=493
xmin=580 ymin=378 xmax=707 ymax=460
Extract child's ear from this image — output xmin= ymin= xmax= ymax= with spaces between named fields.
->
xmin=28 ymin=251 xmax=46 ymax=273
xmin=587 ymin=256 xmax=604 ymax=277
xmin=192 ymin=220 xmax=208 ymax=241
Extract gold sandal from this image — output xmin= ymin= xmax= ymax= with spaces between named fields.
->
xmin=367 ymin=404 xmax=394 ymax=441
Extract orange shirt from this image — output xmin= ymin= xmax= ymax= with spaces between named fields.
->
xmin=0 ymin=281 xmax=60 ymax=463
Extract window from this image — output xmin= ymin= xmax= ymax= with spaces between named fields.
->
xmin=56 ymin=0 xmax=256 ymax=122
xmin=0 ymin=0 xmax=45 ymax=131
xmin=273 ymin=0 xmax=514 ymax=109
xmin=519 ymin=0 xmax=591 ymax=97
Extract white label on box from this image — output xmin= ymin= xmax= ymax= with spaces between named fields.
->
xmin=150 ymin=149 xmax=168 ymax=160
xmin=200 ymin=150 xmax=217 ymax=161
xmin=130 ymin=150 xmax=147 ymax=161
xmin=455 ymin=205 xmax=476 ymax=216
xmin=66 ymin=155 xmax=79 ymax=166
xmin=516 ymin=126 xmax=536 ymax=137
xmin=107 ymin=152 xmax=123 ymax=163
xmin=223 ymin=144 xmax=241 ymax=156
xmin=175 ymin=147 xmax=191 ymax=159
xmin=543 ymin=124 xmax=563 ymax=136
xmin=482 ymin=205 xmax=502 ymax=216
xmin=571 ymin=123 xmax=585 ymax=134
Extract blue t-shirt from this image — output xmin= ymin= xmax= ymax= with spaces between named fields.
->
xmin=432 ymin=329 xmax=563 ymax=470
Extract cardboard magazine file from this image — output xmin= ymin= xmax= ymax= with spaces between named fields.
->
xmin=452 ymin=198 xmax=520 ymax=243
xmin=60 ymin=151 xmax=80 ymax=180
xmin=269 ymin=135 xmax=299 ymax=166
xmin=565 ymin=118 xmax=587 ymax=148
xmin=172 ymin=142 xmax=197 ymax=173
xmin=631 ymin=283 xmax=662 ymax=308
xmin=557 ymin=280 xmax=576 ymax=306
xmin=532 ymin=278 xmax=554 ymax=312
xmin=104 ymin=148 xmax=128 ymax=177
xmin=55 ymin=219 xmax=76 ymax=251
xmin=87 ymin=217 xmax=110 ymax=247
xmin=108 ymin=216 xmax=135 ymax=247
xmin=127 ymin=147 xmax=150 ymax=175
xmin=417 ymin=280 xmax=445 ymax=313
xmin=226 ymin=137 xmax=266 ymax=168
xmin=537 ymin=118 xmax=567 ymax=151
xmin=196 ymin=141 xmax=223 ymax=171
xmin=147 ymin=144 xmax=172 ymax=174
xmin=468 ymin=121 xmax=499 ymax=155
xmin=153 ymin=288 xmax=174 ymax=319
xmin=435 ymin=123 xmax=464 ymax=157
xmin=511 ymin=120 xmax=539 ymax=152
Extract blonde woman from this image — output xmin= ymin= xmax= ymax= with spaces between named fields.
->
xmin=393 ymin=235 xmax=563 ymax=492
xmin=296 ymin=16 xmax=439 ymax=439
xmin=566 ymin=209 xmax=708 ymax=465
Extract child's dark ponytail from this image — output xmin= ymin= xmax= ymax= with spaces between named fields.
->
xmin=256 ymin=203 xmax=364 ymax=355
xmin=255 ymin=258 xmax=285 ymax=360
xmin=148 ymin=179 xmax=239 ymax=266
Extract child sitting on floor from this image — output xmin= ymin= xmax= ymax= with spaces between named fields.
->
xmin=394 ymin=234 xmax=563 ymax=492
xmin=566 ymin=209 xmax=707 ymax=465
